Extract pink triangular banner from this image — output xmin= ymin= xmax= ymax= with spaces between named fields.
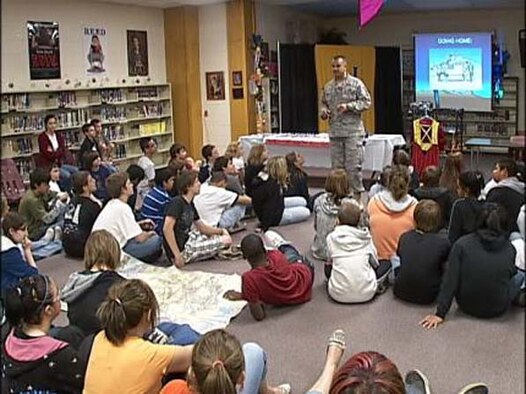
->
xmin=359 ymin=0 xmax=385 ymax=27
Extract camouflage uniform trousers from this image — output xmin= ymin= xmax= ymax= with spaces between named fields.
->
xmin=329 ymin=135 xmax=365 ymax=194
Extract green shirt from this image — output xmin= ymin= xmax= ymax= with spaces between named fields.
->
xmin=18 ymin=189 xmax=56 ymax=240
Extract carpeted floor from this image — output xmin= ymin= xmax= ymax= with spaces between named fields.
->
xmin=41 ymin=215 xmax=525 ymax=394
xmin=38 ymin=153 xmax=525 ymax=393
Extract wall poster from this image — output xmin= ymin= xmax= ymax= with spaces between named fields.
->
xmin=27 ymin=21 xmax=61 ymax=80
xmin=84 ymin=27 xmax=107 ymax=74
xmin=127 ymin=30 xmax=149 ymax=76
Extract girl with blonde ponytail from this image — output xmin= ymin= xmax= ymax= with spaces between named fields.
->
xmin=160 ymin=329 xmax=290 ymax=394
xmin=250 ymin=155 xmax=310 ymax=231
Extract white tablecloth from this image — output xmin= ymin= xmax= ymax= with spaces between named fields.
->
xmin=240 ymin=133 xmax=405 ymax=172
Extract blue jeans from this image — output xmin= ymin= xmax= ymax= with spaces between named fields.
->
xmin=241 ymin=343 xmax=269 ymax=394
xmin=59 ymin=164 xmax=79 ymax=192
xmin=156 ymin=322 xmax=201 ymax=346
xmin=280 ymin=197 xmax=310 ymax=226
xmin=218 ymin=204 xmax=246 ymax=229
xmin=123 ymin=234 xmax=163 ymax=264
xmin=278 ymin=244 xmax=315 ymax=284
xmin=509 ymin=271 xmax=525 ymax=304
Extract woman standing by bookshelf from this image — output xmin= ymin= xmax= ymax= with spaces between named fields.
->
xmin=37 ymin=114 xmax=78 ymax=192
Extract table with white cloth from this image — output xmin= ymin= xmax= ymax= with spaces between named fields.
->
xmin=239 ymin=133 xmax=406 ymax=172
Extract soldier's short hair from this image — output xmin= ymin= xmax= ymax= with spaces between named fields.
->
xmin=332 ymin=55 xmax=347 ymax=62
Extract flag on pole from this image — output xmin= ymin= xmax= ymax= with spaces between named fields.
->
xmin=359 ymin=0 xmax=385 ymax=28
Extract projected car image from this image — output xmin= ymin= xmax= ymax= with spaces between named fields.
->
xmin=432 ymin=55 xmax=474 ymax=82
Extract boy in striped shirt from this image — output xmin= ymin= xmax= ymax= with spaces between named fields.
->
xmin=140 ymin=168 xmax=175 ymax=234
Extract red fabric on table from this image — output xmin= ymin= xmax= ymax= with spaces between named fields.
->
xmin=265 ymin=138 xmax=329 ymax=149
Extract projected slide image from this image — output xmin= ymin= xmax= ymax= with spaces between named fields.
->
xmin=429 ymin=48 xmax=482 ymax=91
xmin=415 ymin=32 xmax=492 ymax=112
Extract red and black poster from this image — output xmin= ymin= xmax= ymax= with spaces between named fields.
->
xmin=27 ymin=21 xmax=61 ymax=80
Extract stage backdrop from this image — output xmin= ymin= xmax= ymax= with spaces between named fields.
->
xmin=315 ymin=45 xmax=376 ymax=134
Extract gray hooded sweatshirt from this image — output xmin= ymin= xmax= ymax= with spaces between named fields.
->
xmin=311 ymin=193 xmax=365 ymax=261
xmin=326 ymin=225 xmax=379 ymax=303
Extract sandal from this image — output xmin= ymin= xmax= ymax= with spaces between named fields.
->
xmin=328 ymin=329 xmax=346 ymax=351
xmin=217 ymin=245 xmax=243 ymax=261
xmin=277 ymin=383 xmax=291 ymax=394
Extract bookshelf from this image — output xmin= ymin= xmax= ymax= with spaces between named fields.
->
xmin=1 ymin=84 xmax=174 ymax=181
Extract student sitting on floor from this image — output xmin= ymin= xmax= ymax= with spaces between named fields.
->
xmin=62 ymin=171 xmax=102 ymax=258
xmin=413 ymin=166 xmax=454 ymax=229
xmin=62 ymin=230 xmax=201 ymax=344
xmin=223 ymin=232 xmax=313 ymax=321
xmin=312 ymin=169 xmax=364 ymax=261
xmin=140 ymin=168 xmax=176 ymax=235
xmin=249 ymin=156 xmax=310 ymax=231
xmin=194 ymin=171 xmax=251 ymax=232
xmin=368 ymin=165 xmax=391 ymax=200
xmin=18 ymin=168 xmax=68 ymax=242
xmin=393 ymin=200 xmax=451 ymax=305
xmin=367 ymin=165 xmax=417 ymax=261
xmin=136 ymin=137 xmax=158 ymax=210
xmin=212 ymin=155 xmax=245 ymax=195
xmin=159 ymin=329 xmax=290 ymax=394
xmin=1 ymin=212 xmax=39 ymax=294
xmin=325 ymin=201 xmax=389 ymax=303
xmin=439 ymin=151 xmax=463 ymax=199
xmin=2 ymin=275 xmax=87 ymax=394
xmin=512 ymin=205 xmax=525 ymax=272
xmin=168 ymin=143 xmax=185 ymax=167
xmin=92 ymin=172 xmax=162 ymax=264
xmin=82 ymin=279 xmax=193 ymax=393
xmin=78 ymin=122 xmax=103 ymax=167
xmin=126 ymin=164 xmax=145 ymax=217
xmin=163 ymin=171 xmax=232 ymax=268
xmin=62 ymin=230 xmax=126 ymax=336
xmin=244 ymin=143 xmax=268 ymax=198
xmin=486 ymin=158 xmax=525 ymax=234
xmin=420 ymin=203 xmax=525 ymax=329
xmin=48 ymin=163 xmax=63 ymax=193
xmin=392 ymin=149 xmax=419 ymax=194
xmin=284 ymin=151 xmax=312 ymax=211
xmin=225 ymin=140 xmax=245 ymax=181
xmin=198 ymin=144 xmax=220 ymax=183
xmin=448 ymin=171 xmax=485 ymax=244
xmin=83 ymin=151 xmax=112 ymax=203
xmin=306 ymin=330 xmax=488 ymax=394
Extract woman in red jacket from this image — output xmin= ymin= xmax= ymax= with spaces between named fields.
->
xmin=37 ymin=114 xmax=78 ymax=191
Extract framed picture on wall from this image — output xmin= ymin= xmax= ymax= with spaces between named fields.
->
xmin=232 ymin=71 xmax=243 ymax=86
xmin=127 ymin=30 xmax=149 ymax=76
xmin=27 ymin=21 xmax=61 ymax=80
xmin=206 ymin=71 xmax=225 ymax=100
xmin=232 ymin=88 xmax=244 ymax=99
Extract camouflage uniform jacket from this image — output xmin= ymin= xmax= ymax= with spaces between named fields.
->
xmin=321 ymin=74 xmax=372 ymax=138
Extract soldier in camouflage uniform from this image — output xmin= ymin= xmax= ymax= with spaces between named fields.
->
xmin=320 ymin=55 xmax=372 ymax=195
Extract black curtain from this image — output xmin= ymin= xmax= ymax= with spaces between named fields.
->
xmin=374 ymin=47 xmax=403 ymax=134
xmin=279 ymin=44 xmax=318 ymax=133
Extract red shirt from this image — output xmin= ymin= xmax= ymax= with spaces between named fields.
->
xmin=38 ymin=132 xmax=67 ymax=167
xmin=241 ymin=250 xmax=313 ymax=305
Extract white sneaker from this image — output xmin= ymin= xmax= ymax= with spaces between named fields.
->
xmin=264 ymin=230 xmax=288 ymax=249
xmin=53 ymin=226 xmax=63 ymax=242
xmin=42 ymin=227 xmax=55 ymax=243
